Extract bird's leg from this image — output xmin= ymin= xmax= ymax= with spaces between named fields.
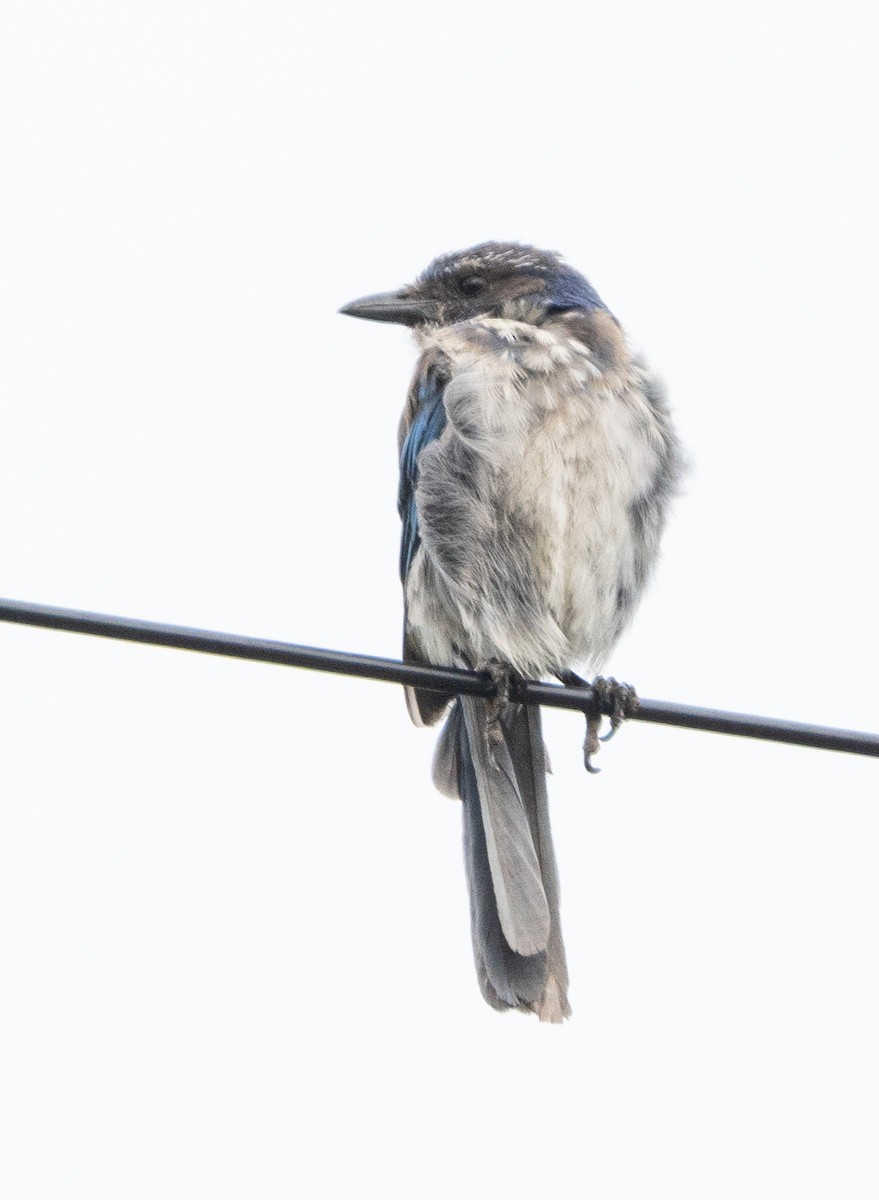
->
xmin=556 ymin=671 xmax=640 ymax=773
xmin=480 ymin=660 xmax=520 ymax=752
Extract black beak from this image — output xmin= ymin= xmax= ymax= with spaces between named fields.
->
xmin=339 ymin=289 xmax=435 ymax=327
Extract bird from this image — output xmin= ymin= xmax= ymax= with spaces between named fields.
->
xmin=340 ymin=242 xmax=683 ymax=1021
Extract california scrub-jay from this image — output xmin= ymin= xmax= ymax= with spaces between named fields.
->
xmin=341 ymin=243 xmax=682 ymax=1021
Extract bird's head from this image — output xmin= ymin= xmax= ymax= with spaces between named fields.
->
xmin=339 ymin=242 xmax=605 ymax=328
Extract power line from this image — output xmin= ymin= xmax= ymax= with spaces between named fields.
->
xmin=1 ymin=596 xmax=877 ymax=759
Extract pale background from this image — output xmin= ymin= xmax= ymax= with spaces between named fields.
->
xmin=1 ymin=2 xmax=877 ymax=1196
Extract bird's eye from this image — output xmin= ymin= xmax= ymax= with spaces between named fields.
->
xmin=459 ymin=274 xmax=486 ymax=296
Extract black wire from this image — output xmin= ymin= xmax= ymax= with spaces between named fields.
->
xmin=2 ymin=596 xmax=877 ymax=759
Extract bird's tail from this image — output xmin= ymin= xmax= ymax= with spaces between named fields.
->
xmin=433 ymin=697 xmax=570 ymax=1022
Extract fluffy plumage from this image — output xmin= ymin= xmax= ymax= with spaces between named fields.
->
xmin=342 ymin=242 xmax=683 ymax=1020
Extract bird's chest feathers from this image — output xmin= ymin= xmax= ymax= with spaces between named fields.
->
xmin=407 ymin=315 xmax=670 ymax=671
xmin=425 ymin=318 xmax=656 ymax=533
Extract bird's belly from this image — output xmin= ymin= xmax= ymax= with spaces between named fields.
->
xmin=504 ymin=410 xmax=645 ymax=669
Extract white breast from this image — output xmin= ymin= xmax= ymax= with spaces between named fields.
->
xmin=408 ymin=316 xmax=667 ymax=674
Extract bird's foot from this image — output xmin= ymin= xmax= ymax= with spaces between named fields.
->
xmin=557 ymin=672 xmax=640 ymax=774
xmin=594 ymin=677 xmax=640 ymax=742
xmin=480 ymin=660 xmax=521 ymax=752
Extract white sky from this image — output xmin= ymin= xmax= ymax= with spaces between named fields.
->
xmin=1 ymin=2 xmax=878 ymax=1196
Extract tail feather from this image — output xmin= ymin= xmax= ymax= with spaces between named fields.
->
xmin=514 ymin=704 xmax=570 ymax=1022
xmin=436 ymin=698 xmax=571 ymax=1021
xmin=460 ymin=699 xmax=551 ymax=956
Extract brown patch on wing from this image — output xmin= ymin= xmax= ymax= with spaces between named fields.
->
xmin=562 ymin=308 xmax=628 ymax=373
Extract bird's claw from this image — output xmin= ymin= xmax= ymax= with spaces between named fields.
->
xmin=583 ymin=711 xmax=603 ymax=774
xmin=597 ymin=678 xmax=639 ymax=742
xmin=585 ymin=677 xmax=639 ymax=769
xmin=559 ymin=673 xmax=639 ymax=773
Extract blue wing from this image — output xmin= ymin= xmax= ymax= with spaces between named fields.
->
xmin=398 ymin=360 xmax=448 ymax=583
xmin=398 ymin=357 xmax=452 ymax=726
